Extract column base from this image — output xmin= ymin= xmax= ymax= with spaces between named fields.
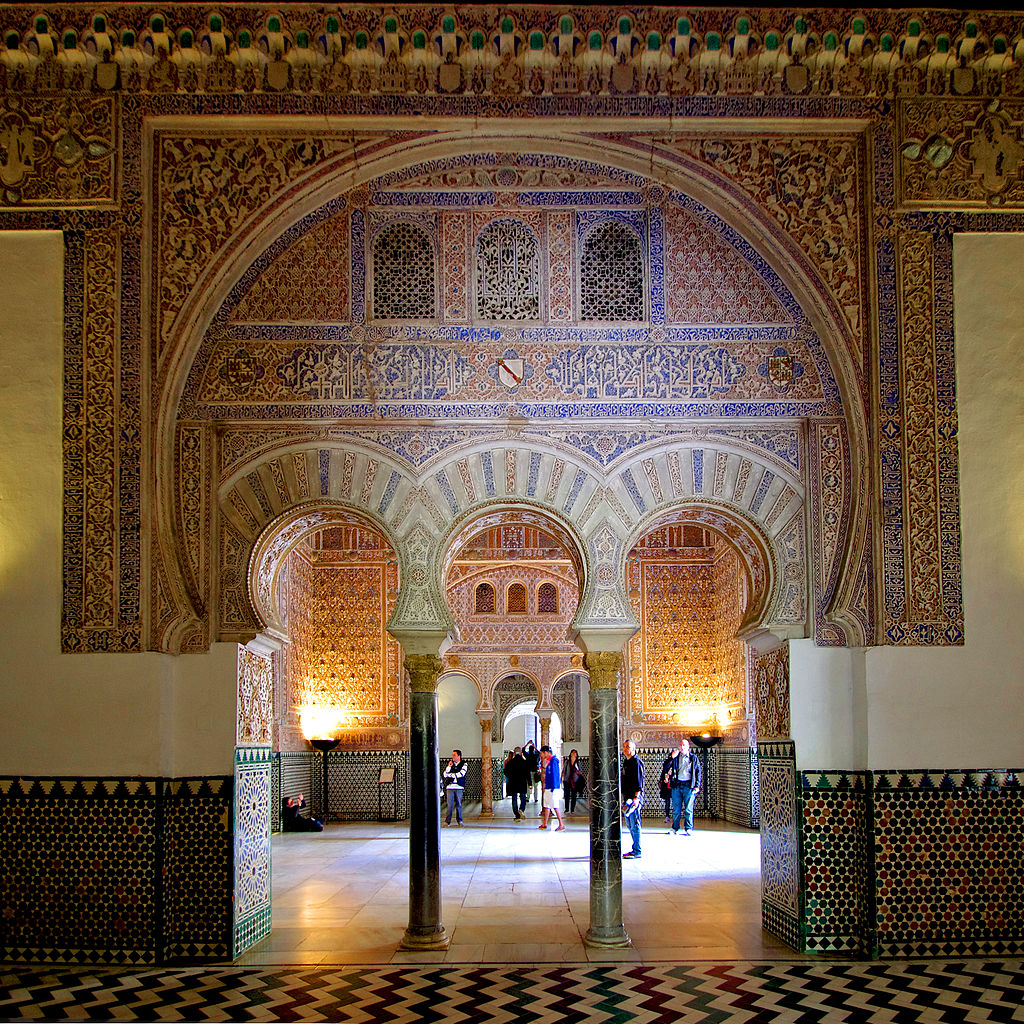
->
xmin=399 ymin=927 xmax=450 ymax=951
xmin=584 ymin=926 xmax=632 ymax=949
xmin=478 ymin=809 xmax=494 ymax=818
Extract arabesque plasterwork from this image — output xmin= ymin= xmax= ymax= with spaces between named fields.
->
xmin=5 ymin=4 xmax=1001 ymax=674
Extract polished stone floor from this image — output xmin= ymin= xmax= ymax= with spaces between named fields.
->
xmin=237 ymin=803 xmax=799 ymax=966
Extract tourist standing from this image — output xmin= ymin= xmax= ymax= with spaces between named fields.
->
xmin=621 ymin=740 xmax=645 ymax=859
xmin=563 ymin=748 xmax=586 ymax=815
xmin=537 ymin=746 xmax=566 ymax=831
xmin=664 ymin=738 xmax=702 ymax=835
xmin=443 ymin=748 xmax=468 ymax=826
xmin=505 ymin=745 xmax=529 ymax=821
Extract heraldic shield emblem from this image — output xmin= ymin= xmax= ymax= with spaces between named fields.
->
xmin=767 ymin=348 xmax=795 ymax=392
xmin=496 ymin=356 xmax=525 ymax=390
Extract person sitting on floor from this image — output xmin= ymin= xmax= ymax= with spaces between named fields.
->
xmin=282 ymin=792 xmax=324 ymax=832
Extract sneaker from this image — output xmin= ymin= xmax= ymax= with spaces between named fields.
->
xmin=623 ymin=851 xmax=640 ymax=859
xmin=671 ymin=828 xmax=679 ymax=835
xmin=555 ymin=825 xmax=565 ymax=831
xmin=681 ymin=829 xmax=691 ymax=836
xmin=457 ymin=822 xmax=464 ymax=827
xmin=514 ymin=815 xmax=522 ymax=821
xmin=538 ymin=824 xmax=547 ymax=830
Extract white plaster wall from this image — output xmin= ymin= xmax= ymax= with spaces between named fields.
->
xmin=501 ymin=712 xmax=539 ymax=754
xmin=788 ymin=640 xmax=863 ymax=770
xmin=0 ymin=232 xmax=236 ymax=777
xmin=436 ymin=672 xmax=481 ymax=758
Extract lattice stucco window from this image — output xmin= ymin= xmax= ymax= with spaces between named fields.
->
xmin=537 ymin=581 xmax=558 ymax=613
xmin=474 ymin=582 xmax=495 ymax=614
xmin=579 ymin=220 xmax=644 ymax=321
xmin=475 ymin=219 xmax=540 ymax=320
xmin=371 ymin=221 xmax=436 ymax=319
xmin=506 ymin=582 xmax=528 ymax=614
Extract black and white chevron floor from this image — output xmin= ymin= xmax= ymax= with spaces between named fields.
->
xmin=2 ymin=960 xmax=1022 ymax=1022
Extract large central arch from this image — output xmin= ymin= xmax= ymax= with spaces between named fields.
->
xmin=149 ymin=118 xmax=870 ymax=656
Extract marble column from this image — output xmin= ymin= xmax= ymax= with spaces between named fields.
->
xmin=538 ymin=715 xmax=552 ymax=749
xmin=399 ymin=653 xmax=449 ymax=951
xmin=478 ymin=715 xmax=494 ymax=816
xmin=583 ymin=651 xmax=630 ymax=948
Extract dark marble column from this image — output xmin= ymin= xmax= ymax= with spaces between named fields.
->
xmin=400 ymin=653 xmax=449 ymax=950
xmin=583 ymin=651 xmax=630 ymax=947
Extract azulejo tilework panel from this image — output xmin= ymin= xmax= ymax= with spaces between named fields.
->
xmin=328 ymin=751 xmax=410 ymax=821
xmin=873 ymin=771 xmax=1024 ymax=958
xmin=789 ymin=768 xmax=1024 ymax=959
xmin=0 ymin=778 xmax=159 ymax=965
xmin=758 ymin=741 xmax=801 ymax=951
xmin=162 ymin=779 xmax=234 ymax=961
xmin=233 ymin=749 xmax=273 ymax=958
xmin=0 ymin=776 xmax=232 ymax=965
xmin=800 ymin=772 xmax=871 ymax=956
xmin=719 ymin=746 xmax=759 ymax=829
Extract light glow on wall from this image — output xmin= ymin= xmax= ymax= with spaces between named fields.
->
xmin=299 ymin=704 xmax=348 ymax=740
xmin=673 ymin=703 xmax=740 ymax=729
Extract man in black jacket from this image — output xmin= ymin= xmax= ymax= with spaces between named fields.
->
xmin=620 ymin=739 xmax=645 ymax=859
xmin=663 ymin=738 xmax=702 ymax=835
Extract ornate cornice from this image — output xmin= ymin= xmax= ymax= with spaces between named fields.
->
xmin=1 ymin=7 xmax=1022 ymax=101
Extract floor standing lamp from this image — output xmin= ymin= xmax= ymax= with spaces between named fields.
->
xmin=310 ymin=737 xmax=341 ymax=823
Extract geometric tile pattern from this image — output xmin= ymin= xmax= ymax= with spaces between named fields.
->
xmin=0 ymin=778 xmax=158 ymax=965
xmin=795 ymin=769 xmax=1024 ymax=959
xmin=800 ymin=772 xmax=871 ymax=956
xmin=0 ymin=776 xmax=232 ymax=965
xmin=327 ymin=751 xmax=410 ymax=821
xmin=3 ymin=959 xmax=1024 ymax=1022
xmin=233 ymin=749 xmax=273 ymax=958
xmin=162 ymin=778 xmax=234 ymax=962
xmin=719 ymin=747 xmax=759 ymax=829
xmin=873 ymin=771 xmax=1024 ymax=958
xmin=758 ymin=742 xmax=801 ymax=950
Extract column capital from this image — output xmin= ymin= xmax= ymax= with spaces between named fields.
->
xmin=478 ymin=716 xmax=493 ymax=730
xmin=405 ymin=653 xmax=444 ymax=692
xmin=584 ymin=650 xmax=623 ymax=689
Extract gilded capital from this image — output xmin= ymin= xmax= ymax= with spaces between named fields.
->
xmin=405 ymin=653 xmax=443 ymax=693
xmin=479 ymin=717 xmax=493 ymax=731
xmin=584 ymin=651 xmax=623 ymax=689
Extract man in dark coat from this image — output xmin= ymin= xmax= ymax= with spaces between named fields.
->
xmin=504 ymin=746 xmax=530 ymax=821
xmin=663 ymin=738 xmax=702 ymax=835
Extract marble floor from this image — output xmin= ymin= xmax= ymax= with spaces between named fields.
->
xmin=237 ymin=804 xmax=800 ymax=966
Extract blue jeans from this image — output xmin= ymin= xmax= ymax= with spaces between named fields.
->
xmin=445 ymin=788 xmax=463 ymax=824
xmin=671 ymin=785 xmax=696 ymax=831
xmin=510 ymin=790 xmax=526 ymax=817
xmin=624 ymin=802 xmax=642 ymax=856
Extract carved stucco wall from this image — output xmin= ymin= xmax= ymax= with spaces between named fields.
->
xmin=3 ymin=5 xmax=999 ymax=666
xmin=278 ymin=529 xmax=402 ymax=751
xmin=625 ymin=527 xmax=748 ymax=734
